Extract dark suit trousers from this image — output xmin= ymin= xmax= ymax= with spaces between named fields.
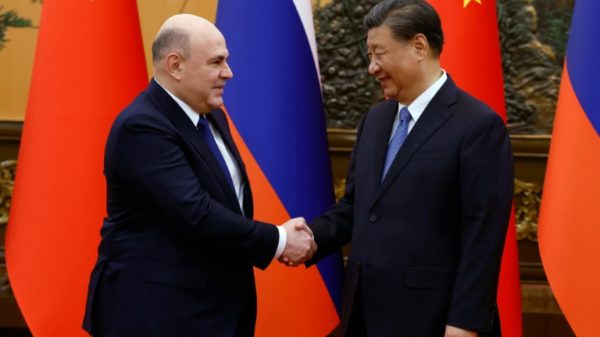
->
xmin=343 ymin=284 xmax=502 ymax=337
xmin=346 ymin=280 xmax=368 ymax=337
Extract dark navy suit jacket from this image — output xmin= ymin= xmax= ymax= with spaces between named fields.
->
xmin=83 ymin=80 xmax=279 ymax=337
xmin=310 ymin=77 xmax=513 ymax=337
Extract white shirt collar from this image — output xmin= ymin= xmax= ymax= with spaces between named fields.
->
xmin=399 ymin=70 xmax=448 ymax=123
xmin=154 ymin=78 xmax=201 ymax=127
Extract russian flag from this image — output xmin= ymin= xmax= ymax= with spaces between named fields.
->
xmin=538 ymin=1 xmax=600 ymax=336
xmin=216 ymin=1 xmax=342 ymax=336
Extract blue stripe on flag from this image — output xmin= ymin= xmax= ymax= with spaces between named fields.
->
xmin=566 ymin=0 xmax=600 ymax=136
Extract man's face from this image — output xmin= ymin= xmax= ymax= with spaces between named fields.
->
xmin=367 ymin=25 xmax=420 ymax=104
xmin=179 ymin=30 xmax=233 ymax=113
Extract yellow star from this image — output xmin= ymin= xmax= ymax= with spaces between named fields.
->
xmin=464 ymin=0 xmax=482 ymax=7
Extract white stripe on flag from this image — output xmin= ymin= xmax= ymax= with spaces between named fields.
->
xmin=292 ymin=0 xmax=321 ymax=83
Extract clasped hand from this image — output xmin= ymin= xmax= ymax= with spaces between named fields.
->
xmin=278 ymin=217 xmax=317 ymax=267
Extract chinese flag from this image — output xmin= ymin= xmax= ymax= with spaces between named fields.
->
xmin=538 ymin=1 xmax=600 ymax=336
xmin=5 ymin=1 xmax=147 ymax=336
xmin=430 ymin=1 xmax=522 ymax=336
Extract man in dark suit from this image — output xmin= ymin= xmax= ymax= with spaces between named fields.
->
xmin=306 ymin=1 xmax=514 ymax=336
xmin=82 ymin=14 xmax=316 ymax=337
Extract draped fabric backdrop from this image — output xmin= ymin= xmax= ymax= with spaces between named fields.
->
xmin=539 ymin=1 xmax=600 ymax=336
xmin=216 ymin=1 xmax=343 ymax=336
xmin=430 ymin=1 xmax=522 ymax=336
xmin=5 ymin=1 xmax=148 ymax=336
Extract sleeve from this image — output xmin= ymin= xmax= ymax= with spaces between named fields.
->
xmin=115 ymin=116 xmax=279 ymax=269
xmin=446 ymin=112 xmax=514 ymax=332
xmin=307 ymin=114 xmax=368 ymax=264
xmin=273 ymin=226 xmax=287 ymax=259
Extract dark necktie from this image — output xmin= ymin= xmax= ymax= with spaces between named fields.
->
xmin=197 ymin=115 xmax=235 ymax=191
xmin=381 ymin=106 xmax=411 ymax=181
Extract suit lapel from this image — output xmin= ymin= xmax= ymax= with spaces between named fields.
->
xmin=148 ymin=80 xmax=242 ymax=213
xmin=370 ymin=100 xmax=399 ymax=189
xmin=207 ymin=109 xmax=254 ymax=218
xmin=372 ymin=78 xmax=458 ymax=207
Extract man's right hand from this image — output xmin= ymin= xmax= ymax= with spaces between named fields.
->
xmin=279 ymin=217 xmax=317 ymax=266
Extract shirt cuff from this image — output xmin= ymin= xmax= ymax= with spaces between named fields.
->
xmin=274 ymin=225 xmax=287 ymax=259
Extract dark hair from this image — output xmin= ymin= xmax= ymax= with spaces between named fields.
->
xmin=151 ymin=28 xmax=190 ymax=63
xmin=364 ymin=0 xmax=444 ymax=56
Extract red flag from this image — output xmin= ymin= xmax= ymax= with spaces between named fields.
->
xmin=430 ymin=1 xmax=522 ymax=336
xmin=538 ymin=1 xmax=600 ymax=336
xmin=5 ymin=1 xmax=147 ymax=336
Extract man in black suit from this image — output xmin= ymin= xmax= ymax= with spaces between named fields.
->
xmin=306 ymin=1 xmax=513 ymax=336
xmin=83 ymin=14 xmax=315 ymax=337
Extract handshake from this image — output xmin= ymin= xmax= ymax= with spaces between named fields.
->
xmin=279 ymin=217 xmax=317 ymax=267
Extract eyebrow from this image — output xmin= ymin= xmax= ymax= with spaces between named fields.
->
xmin=207 ymin=55 xmax=226 ymax=63
xmin=367 ymin=44 xmax=384 ymax=52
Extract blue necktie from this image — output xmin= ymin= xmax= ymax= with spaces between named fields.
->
xmin=197 ymin=115 xmax=235 ymax=191
xmin=382 ymin=107 xmax=411 ymax=181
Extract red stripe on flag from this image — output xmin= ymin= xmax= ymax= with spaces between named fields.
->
xmin=539 ymin=69 xmax=600 ymax=337
xmin=221 ymin=107 xmax=339 ymax=337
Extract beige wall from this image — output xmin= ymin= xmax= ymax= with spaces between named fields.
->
xmin=0 ymin=0 xmax=41 ymax=121
xmin=0 ymin=0 xmax=218 ymax=121
xmin=0 ymin=0 xmax=331 ymax=121
xmin=138 ymin=0 xmax=218 ymax=83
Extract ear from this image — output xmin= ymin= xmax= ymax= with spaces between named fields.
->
xmin=412 ymin=33 xmax=430 ymax=61
xmin=165 ymin=52 xmax=184 ymax=80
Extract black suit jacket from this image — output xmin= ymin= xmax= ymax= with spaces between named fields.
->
xmin=82 ymin=80 xmax=279 ymax=337
xmin=310 ymin=77 xmax=513 ymax=337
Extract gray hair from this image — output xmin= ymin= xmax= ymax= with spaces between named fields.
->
xmin=151 ymin=28 xmax=190 ymax=63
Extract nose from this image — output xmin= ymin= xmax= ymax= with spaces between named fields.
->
xmin=368 ymin=60 xmax=379 ymax=75
xmin=221 ymin=62 xmax=233 ymax=79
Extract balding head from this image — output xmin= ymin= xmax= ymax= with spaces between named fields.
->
xmin=151 ymin=14 xmax=233 ymax=114
xmin=152 ymin=14 xmax=218 ymax=65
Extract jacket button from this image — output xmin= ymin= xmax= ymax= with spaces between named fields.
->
xmin=368 ymin=214 xmax=377 ymax=222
